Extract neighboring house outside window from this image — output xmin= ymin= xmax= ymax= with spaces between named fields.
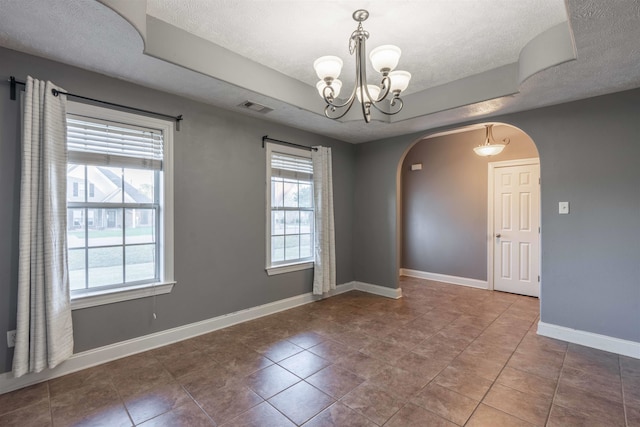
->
xmin=265 ymin=142 xmax=314 ymax=275
xmin=66 ymin=102 xmax=175 ymax=309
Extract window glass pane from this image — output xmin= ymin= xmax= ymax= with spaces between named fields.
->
xmin=125 ymin=244 xmax=156 ymax=282
xmin=285 ymin=211 xmax=300 ymax=235
xmin=300 ymin=211 xmax=313 ymax=235
xmin=267 ymin=146 xmax=314 ymax=268
xmin=87 ymin=166 xmax=123 ymax=203
xmin=298 ymin=183 xmax=312 ymax=208
xmin=123 ymin=168 xmax=155 ymax=203
xmin=125 ymin=209 xmax=155 ymax=244
xmin=283 ymin=180 xmax=298 ymax=208
xmin=271 ymin=178 xmax=284 ymax=208
xmin=67 ymin=208 xmax=86 ymax=248
xmin=88 ymin=247 xmax=123 ymax=287
xmin=65 ymin=106 xmax=170 ymax=296
xmin=300 ymin=234 xmax=312 ymax=258
xmin=88 ymin=209 xmax=123 ymax=247
xmin=67 ymin=164 xmax=85 ymax=202
xmin=68 ymin=249 xmax=86 ymax=291
xmin=271 ymin=211 xmax=284 ymax=236
xmin=285 ymin=235 xmax=300 ymax=260
xmin=271 ymin=236 xmax=284 ymax=263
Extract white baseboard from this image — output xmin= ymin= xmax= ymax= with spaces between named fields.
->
xmin=400 ymin=268 xmax=488 ymax=290
xmin=354 ymin=281 xmax=402 ymax=299
xmin=0 ymin=282 xmax=352 ymax=394
xmin=538 ymin=321 xmax=640 ymax=359
xmin=0 ymin=280 xmax=403 ymax=394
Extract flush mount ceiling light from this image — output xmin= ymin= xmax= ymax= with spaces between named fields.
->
xmin=474 ymin=124 xmax=510 ymax=156
xmin=314 ymin=9 xmax=411 ymax=123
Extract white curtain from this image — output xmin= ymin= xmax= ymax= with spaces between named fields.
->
xmin=13 ymin=77 xmax=74 ymax=377
xmin=312 ymin=146 xmax=336 ymax=295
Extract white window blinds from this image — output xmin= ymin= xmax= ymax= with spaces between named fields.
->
xmin=67 ymin=115 xmax=164 ymax=170
xmin=271 ymin=151 xmax=313 ymax=180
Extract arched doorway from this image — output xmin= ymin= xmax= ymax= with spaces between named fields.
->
xmin=397 ymin=123 xmax=540 ymax=296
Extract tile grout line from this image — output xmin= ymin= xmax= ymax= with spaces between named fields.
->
xmin=6 ymin=283 xmax=629 ymax=426
xmin=620 ymin=356 xmax=629 ymax=427
xmin=0 ymin=383 xmax=51 ymax=420
xmin=386 ymin=290 xmax=527 ymax=425
xmin=320 ymin=288 xmax=473 ymax=425
xmin=482 ymin=319 xmax=559 ymax=427
xmin=548 ymin=346 xmax=628 ymax=426
xmin=109 ymin=372 xmax=136 ymax=426
xmin=461 ymin=297 xmax=539 ymax=426
xmin=46 ymin=380 xmax=53 ymax=426
xmin=264 ymin=399 xmax=297 ymax=426
xmin=542 ymin=341 xmax=569 ymax=427
xmin=176 ymin=373 xmax=218 ymax=426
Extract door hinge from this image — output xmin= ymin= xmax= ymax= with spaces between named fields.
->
xmin=538 ymin=226 xmax=541 ymax=233
xmin=538 ymin=275 xmax=540 ymax=282
xmin=539 ymin=177 xmax=541 ymax=185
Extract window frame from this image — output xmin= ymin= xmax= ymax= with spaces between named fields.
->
xmin=265 ymin=142 xmax=315 ymax=276
xmin=66 ymin=101 xmax=175 ymax=309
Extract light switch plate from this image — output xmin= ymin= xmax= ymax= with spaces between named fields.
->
xmin=559 ymin=202 xmax=569 ymax=214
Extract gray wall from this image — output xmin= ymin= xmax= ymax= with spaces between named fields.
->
xmin=0 ymin=47 xmax=355 ymax=373
xmin=401 ymin=127 xmax=538 ymax=280
xmin=354 ymin=90 xmax=640 ymax=343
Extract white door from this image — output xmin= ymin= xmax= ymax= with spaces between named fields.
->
xmin=493 ymin=163 xmax=540 ymax=297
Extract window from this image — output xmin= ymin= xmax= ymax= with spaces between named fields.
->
xmin=266 ymin=143 xmax=314 ymax=275
xmin=66 ymin=102 xmax=174 ymax=309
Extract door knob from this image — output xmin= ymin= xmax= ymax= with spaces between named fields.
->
xmin=496 ymin=234 xmax=501 ymax=238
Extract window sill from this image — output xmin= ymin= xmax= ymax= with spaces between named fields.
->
xmin=266 ymin=262 xmax=314 ymax=276
xmin=70 ymin=281 xmax=176 ymax=310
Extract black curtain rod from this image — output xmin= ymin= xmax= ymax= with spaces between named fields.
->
xmin=9 ymin=76 xmax=25 ymax=101
xmin=8 ymin=76 xmax=183 ymax=131
xmin=262 ymin=135 xmax=318 ymax=151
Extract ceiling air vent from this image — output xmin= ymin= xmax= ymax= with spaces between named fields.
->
xmin=238 ymin=100 xmax=273 ymax=114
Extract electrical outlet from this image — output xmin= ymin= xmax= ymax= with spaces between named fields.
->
xmin=7 ymin=330 xmax=16 ymax=348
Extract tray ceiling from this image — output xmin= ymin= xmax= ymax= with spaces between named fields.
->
xmin=1 ymin=0 xmax=639 ymax=143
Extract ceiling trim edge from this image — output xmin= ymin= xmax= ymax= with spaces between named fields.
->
xmin=98 ymin=0 xmax=148 ymax=47
xmin=518 ymin=21 xmax=577 ymax=84
xmin=95 ymin=1 xmax=577 ymax=127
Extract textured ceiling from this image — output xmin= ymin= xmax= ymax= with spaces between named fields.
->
xmin=0 ymin=0 xmax=639 ymax=143
xmin=146 ymin=0 xmax=568 ymax=95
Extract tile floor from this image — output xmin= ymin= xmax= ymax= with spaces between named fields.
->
xmin=1 ymin=276 xmax=638 ymax=426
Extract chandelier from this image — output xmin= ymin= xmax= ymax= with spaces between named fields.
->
xmin=473 ymin=124 xmax=510 ymax=156
xmin=313 ymin=9 xmax=411 ymax=123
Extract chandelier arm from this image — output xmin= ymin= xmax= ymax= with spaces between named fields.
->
xmin=316 ymin=9 xmax=407 ymax=123
xmin=360 ymin=95 xmax=370 ymax=123
xmin=322 ymin=87 xmax=360 ymax=121
xmin=322 ymin=87 xmax=360 ymax=120
xmin=324 ymin=104 xmax=353 ymax=120
xmin=373 ymin=75 xmax=392 ymax=103
xmin=369 ymin=97 xmax=404 ymax=115
xmin=321 ymin=85 xmax=358 ymax=110
xmin=321 ymin=85 xmax=357 ymax=108
xmin=321 ymin=85 xmax=336 ymax=102
xmin=355 ymin=37 xmax=371 ymax=123
xmin=319 ymin=21 xmax=365 ymax=120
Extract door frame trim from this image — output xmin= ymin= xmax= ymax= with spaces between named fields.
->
xmin=487 ymin=157 xmax=540 ymax=292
